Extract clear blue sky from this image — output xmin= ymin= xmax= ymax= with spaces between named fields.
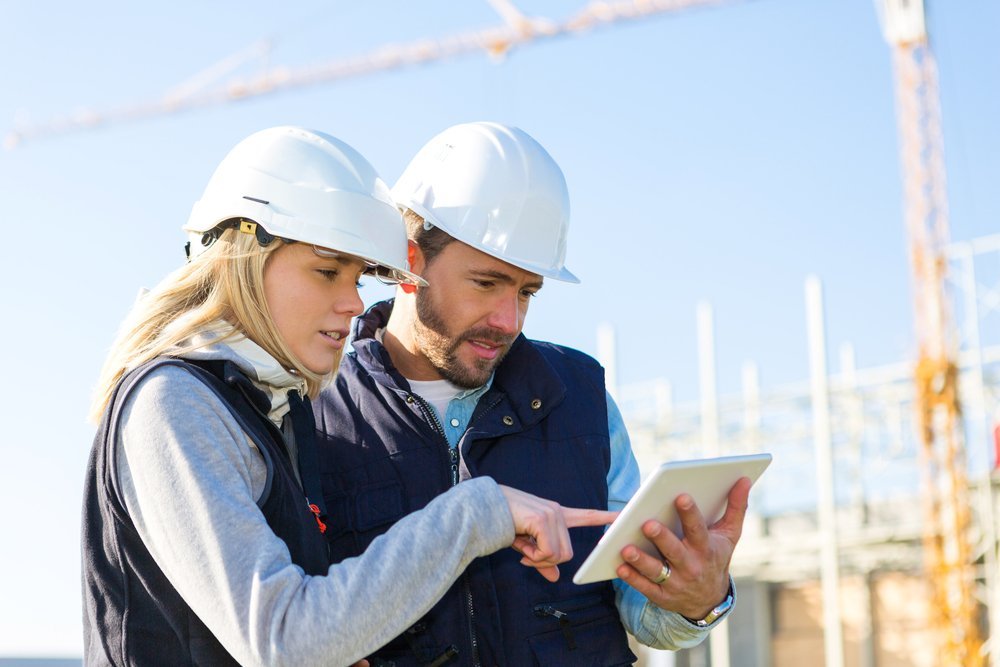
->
xmin=1 ymin=0 xmax=996 ymax=656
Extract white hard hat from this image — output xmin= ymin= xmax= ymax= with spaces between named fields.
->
xmin=391 ymin=122 xmax=578 ymax=283
xmin=184 ymin=126 xmax=425 ymax=286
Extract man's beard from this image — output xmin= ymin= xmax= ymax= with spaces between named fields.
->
xmin=413 ymin=289 xmax=515 ymax=389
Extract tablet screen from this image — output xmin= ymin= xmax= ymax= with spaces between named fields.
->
xmin=572 ymin=453 xmax=772 ymax=585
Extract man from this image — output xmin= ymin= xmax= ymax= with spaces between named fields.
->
xmin=315 ymin=122 xmax=750 ymax=666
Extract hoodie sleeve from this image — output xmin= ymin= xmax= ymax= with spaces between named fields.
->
xmin=116 ymin=364 xmax=515 ymax=667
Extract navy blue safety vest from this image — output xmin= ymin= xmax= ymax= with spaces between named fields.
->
xmin=315 ymin=300 xmax=636 ymax=667
xmin=82 ymin=358 xmax=330 ymax=666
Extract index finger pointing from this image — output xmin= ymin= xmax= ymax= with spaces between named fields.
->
xmin=562 ymin=507 xmax=619 ymax=529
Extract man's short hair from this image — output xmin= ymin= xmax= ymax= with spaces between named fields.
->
xmin=403 ymin=209 xmax=456 ymax=266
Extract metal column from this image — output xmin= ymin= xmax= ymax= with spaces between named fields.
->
xmin=697 ymin=300 xmax=731 ymax=667
xmin=806 ymin=275 xmax=845 ymax=667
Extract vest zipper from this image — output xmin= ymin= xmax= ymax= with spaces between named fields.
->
xmin=411 ymin=394 xmax=460 ymax=486
xmin=411 ymin=392 xmax=490 ymax=667
xmin=463 ymin=576 xmax=479 ymax=666
xmin=237 ymin=384 xmax=324 ymax=537
xmin=454 ymin=393 xmax=503 ymax=667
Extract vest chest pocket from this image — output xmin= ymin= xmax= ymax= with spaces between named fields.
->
xmin=528 ymin=595 xmax=636 ymax=667
xmin=528 ymin=614 xmax=636 ymax=666
xmin=323 ymin=481 xmax=405 ymax=549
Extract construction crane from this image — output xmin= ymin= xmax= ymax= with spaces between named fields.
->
xmin=3 ymin=0 xmax=734 ymax=149
xmin=875 ymin=1 xmax=985 ymax=664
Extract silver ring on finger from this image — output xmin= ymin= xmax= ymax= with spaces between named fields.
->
xmin=652 ymin=561 xmax=671 ymax=584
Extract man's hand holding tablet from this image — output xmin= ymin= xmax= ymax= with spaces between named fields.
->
xmin=572 ymin=453 xmax=772 ymax=622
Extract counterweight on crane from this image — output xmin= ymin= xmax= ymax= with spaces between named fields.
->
xmin=876 ymin=0 xmax=984 ymax=664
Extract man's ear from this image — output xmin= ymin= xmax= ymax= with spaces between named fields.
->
xmin=400 ymin=241 xmax=424 ymax=295
xmin=407 ymin=240 xmax=425 ymax=275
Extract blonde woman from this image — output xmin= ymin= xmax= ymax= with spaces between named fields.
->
xmin=82 ymin=126 xmax=615 ymax=667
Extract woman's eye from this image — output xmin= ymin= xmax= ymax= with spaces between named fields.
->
xmin=318 ymin=269 xmax=339 ymax=281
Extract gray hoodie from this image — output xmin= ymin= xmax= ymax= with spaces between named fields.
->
xmin=114 ymin=325 xmax=515 ymax=666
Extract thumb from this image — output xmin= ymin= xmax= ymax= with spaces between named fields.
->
xmin=520 ymin=557 xmax=561 ymax=582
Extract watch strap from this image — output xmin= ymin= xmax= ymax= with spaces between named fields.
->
xmin=683 ymin=577 xmax=736 ymax=628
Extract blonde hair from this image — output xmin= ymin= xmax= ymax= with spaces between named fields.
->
xmin=89 ymin=228 xmax=331 ymax=422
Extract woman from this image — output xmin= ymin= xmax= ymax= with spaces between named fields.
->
xmin=82 ymin=126 xmax=615 ymax=666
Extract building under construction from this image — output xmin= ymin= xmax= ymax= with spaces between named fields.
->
xmin=609 ymin=232 xmax=1000 ymax=666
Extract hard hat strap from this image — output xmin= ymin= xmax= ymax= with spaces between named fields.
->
xmin=199 ymin=217 xmax=280 ymax=252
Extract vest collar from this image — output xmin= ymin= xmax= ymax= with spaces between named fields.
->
xmin=351 ymin=299 xmax=411 ymax=392
xmin=488 ymin=335 xmax=566 ymax=427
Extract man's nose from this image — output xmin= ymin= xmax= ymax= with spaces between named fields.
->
xmin=486 ymin=291 xmax=522 ymax=335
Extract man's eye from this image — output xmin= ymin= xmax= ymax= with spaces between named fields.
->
xmin=318 ymin=269 xmax=339 ymax=281
xmin=521 ymin=290 xmax=537 ymax=299
xmin=474 ymin=280 xmax=494 ymax=288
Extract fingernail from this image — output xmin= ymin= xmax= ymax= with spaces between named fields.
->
xmin=647 ymin=523 xmax=661 ymax=537
xmin=625 ymin=549 xmax=638 ymax=562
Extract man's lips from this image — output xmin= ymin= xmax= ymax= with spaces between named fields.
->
xmin=465 ymin=338 xmax=507 ymax=360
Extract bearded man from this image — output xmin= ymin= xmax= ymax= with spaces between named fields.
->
xmin=315 ymin=122 xmax=748 ymax=667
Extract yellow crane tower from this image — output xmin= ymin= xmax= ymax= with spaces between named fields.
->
xmin=876 ymin=1 xmax=984 ymax=664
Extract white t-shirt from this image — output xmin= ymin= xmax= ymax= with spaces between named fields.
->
xmin=406 ymin=377 xmax=464 ymax=423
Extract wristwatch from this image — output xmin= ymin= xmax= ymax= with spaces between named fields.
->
xmin=684 ymin=581 xmax=735 ymax=627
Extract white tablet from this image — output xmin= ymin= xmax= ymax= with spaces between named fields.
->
xmin=572 ymin=453 xmax=772 ymax=585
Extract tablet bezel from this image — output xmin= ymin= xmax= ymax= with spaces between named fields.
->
xmin=572 ymin=453 xmax=772 ymax=585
